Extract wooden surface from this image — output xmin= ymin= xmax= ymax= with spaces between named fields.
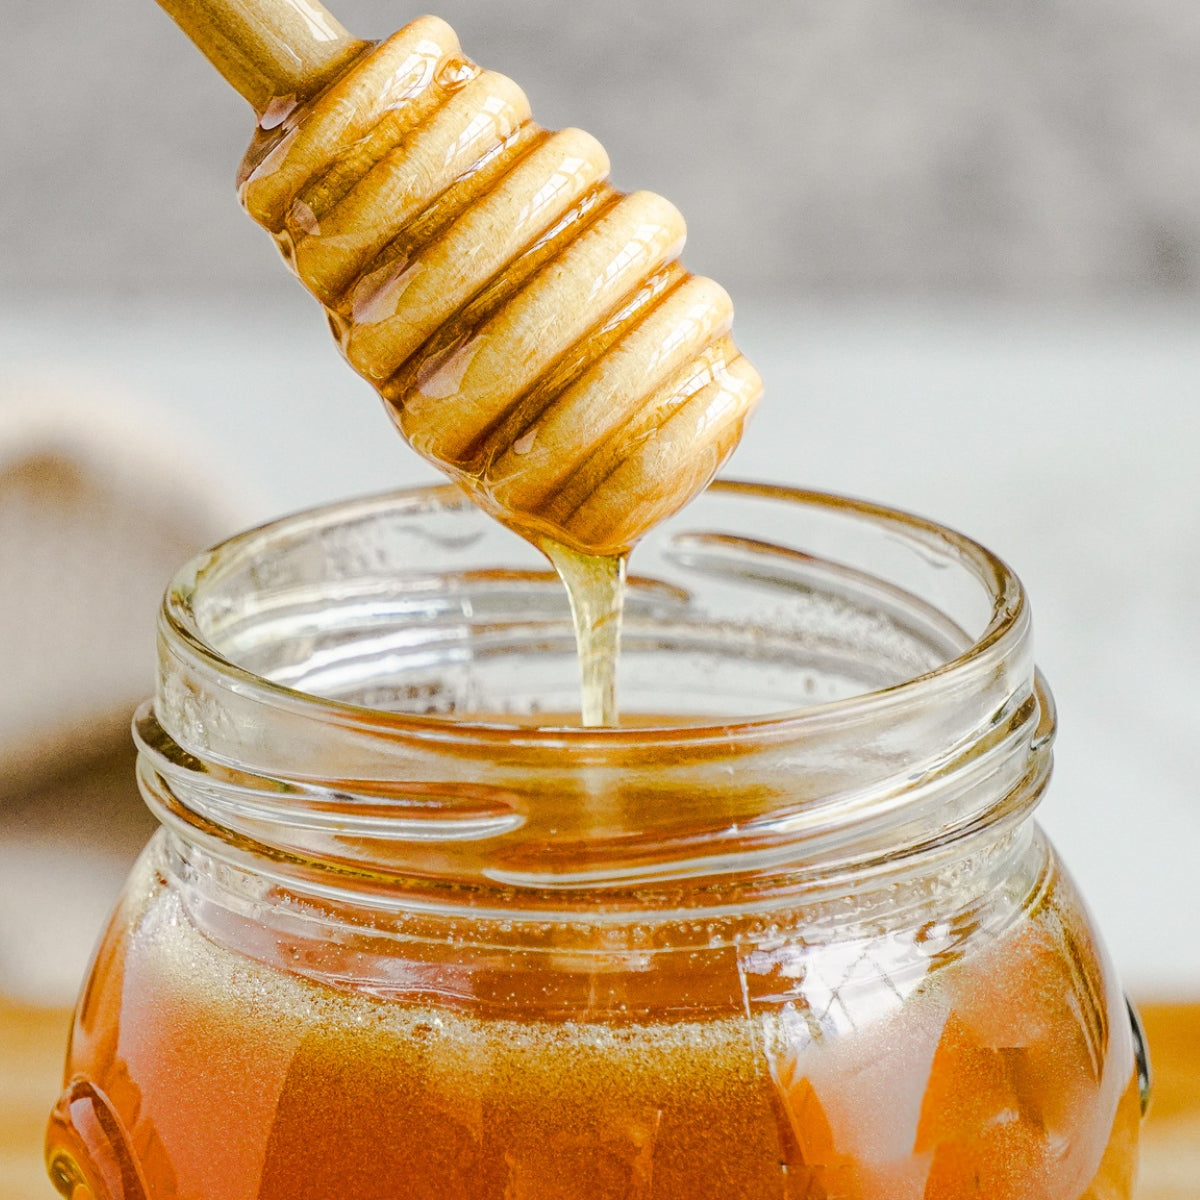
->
xmin=1136 ymin=1005 xmax=1200 ymax=1200
xmin=2 ymin=999 xmax=1196 ymax=1198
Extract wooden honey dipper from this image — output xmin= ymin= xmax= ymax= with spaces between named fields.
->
xmin=156 ymin=0 xmax=762 ymax=556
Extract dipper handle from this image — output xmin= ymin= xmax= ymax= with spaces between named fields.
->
xmin=155 ymin=0 xmax=367 ymax=113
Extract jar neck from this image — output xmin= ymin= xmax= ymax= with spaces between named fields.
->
xmin=150 ymin=787 xmax=1051 ymax=955
xmin=137 ymin=484 xmax=1053 ymax=923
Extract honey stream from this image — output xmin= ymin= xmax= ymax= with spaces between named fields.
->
xmin=539 ymin=540 xmax=626 ymax=727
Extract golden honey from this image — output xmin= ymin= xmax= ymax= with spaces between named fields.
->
xmin=50 ymin=843 xmax=1138 ymax=1200
xmin=46 ymin=486 xmax=1143 ymax=1199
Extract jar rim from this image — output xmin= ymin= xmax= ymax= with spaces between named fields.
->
xmin=146 ymin=479 xmax=1049 ymax=904
xmin=161 ymin=479 xmax=1025 ymax=750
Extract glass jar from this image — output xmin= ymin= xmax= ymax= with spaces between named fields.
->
xmin=46 ymin=482 xmax=1145 ymax=1200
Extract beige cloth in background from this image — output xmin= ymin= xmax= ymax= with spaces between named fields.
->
xmin=0 ymin=375 xmax=254 ymax=1005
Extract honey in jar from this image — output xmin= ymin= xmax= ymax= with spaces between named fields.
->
xmin=46 ymin=483 xmax=1144 ymax=1199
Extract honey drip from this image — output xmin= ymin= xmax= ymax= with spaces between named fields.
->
xmin=236 ymin=16 xmax=762 ymax=560
xmin=539 ymin=541 xmax=626 ymax=727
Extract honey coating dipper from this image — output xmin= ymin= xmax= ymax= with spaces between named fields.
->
xmin=158 ymin=0 xmax=763 ymax=555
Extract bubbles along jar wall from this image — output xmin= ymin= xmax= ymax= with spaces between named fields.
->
xmin=46 ymin=482 xmax=1144 ymax=1200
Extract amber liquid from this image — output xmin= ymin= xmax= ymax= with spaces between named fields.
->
xmin=540 ymin=540 xmax=626 ymax=727
xmin=52 ymin=852 xmax=1140 ymax=1200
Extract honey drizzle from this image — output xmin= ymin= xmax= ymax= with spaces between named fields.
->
xmin=539 ymin=540 xmax=625 ymax=727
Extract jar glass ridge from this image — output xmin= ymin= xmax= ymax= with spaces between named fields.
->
xmin=47 ymin=482 xmax=1143 ymax=1200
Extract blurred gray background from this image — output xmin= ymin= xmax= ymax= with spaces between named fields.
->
xmin=5 ymin=0 xmax=1200 ymax=297
xmin=1 ymin=0 xmax=1199 ymax=1018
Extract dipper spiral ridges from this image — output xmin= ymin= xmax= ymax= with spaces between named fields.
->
xmin=238 ymin=16 xmax=762 ymax=555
